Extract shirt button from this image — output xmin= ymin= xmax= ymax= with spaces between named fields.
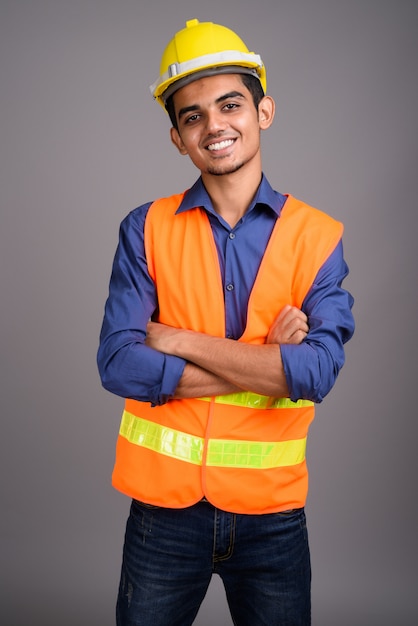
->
xmin=229 ymin=232 xmax=236 ymax=240
xmin=226 ymin=283 xmax=234 ymax=291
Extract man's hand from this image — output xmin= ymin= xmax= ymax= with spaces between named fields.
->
xmin=266 ymin=305 xmax=309 ymax=345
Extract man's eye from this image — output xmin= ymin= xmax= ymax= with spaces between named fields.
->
xmin=185 ymin=114 xmax=200 ymax=124
xmin=224 ymin=103 xmax=238 ymax=110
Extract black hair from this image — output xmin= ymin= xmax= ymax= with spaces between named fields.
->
xmin=165 ymin=72 xmax=265 ymax=131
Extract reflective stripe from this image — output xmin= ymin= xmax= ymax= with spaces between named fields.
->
xmin=120 ymin=411 xmax=203 ymax=465
xmin=120 ymin=411 xmax=306 ymax=469
xmin=207 ymin=437 xmax=306 ymax=469
xmin=198 ymin=391 xmax=314 ymax=410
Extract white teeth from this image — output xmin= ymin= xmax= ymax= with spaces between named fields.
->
xmin=207 ymin=139 xmax=234 ymax=151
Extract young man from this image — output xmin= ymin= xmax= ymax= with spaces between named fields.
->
xmin=97 ymin=19 xmax=355 ymax=626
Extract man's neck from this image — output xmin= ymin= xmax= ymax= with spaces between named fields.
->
xmin=202 ymin=167 xmax=263 ymax=228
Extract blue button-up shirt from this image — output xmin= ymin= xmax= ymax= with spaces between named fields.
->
xmin=98 ymin=175 xmax=354 ymax=405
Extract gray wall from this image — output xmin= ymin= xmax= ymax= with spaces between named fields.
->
xmin=1 ymin=1 xmax=417 ymax=624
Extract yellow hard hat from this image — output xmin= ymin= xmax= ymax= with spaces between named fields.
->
xmin=150 ymin=18 xmax=266 ymax=108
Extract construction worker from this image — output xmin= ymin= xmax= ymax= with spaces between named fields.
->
xmin=97 ymin=18 xmax=355 ymax=626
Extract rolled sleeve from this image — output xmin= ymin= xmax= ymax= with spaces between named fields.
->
xmin=280 ymin=240 xmax=355 ymax=403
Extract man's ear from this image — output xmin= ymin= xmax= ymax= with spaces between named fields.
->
xmin=170 ymin=127 xmax=188 ymax=155
xmin=258 ymin=95 xmax=275 ymax=130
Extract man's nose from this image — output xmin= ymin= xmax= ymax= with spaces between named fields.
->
xmin=205 ymin=109 xmax=226 ymax=133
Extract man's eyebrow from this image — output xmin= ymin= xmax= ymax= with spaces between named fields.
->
xmin=177 ymin=91 xmax=246 ymax=120
xmin=178 ymin=104 xmax=200 ymax=120
xmin=215 ymin=90 xmax=246 ymax=104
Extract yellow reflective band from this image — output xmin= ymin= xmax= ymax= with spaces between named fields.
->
xmin=207 ymin=437 xmax=306 ymax=469
xmin=120 ymin=411 xmax=204 ymax=465
xmin=198 ymin=391 xmax=314 ymax=409
xmin=120 ymin=412 xmax=307 ymax=470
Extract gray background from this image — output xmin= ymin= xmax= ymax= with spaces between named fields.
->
xmin=1 ymin=0 xmax=417 ymax=624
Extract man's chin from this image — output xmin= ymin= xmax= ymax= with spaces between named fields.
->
xmin=207 ymin=161 xmax=245 ymax=176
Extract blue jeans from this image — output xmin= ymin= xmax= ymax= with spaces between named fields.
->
xmin=116 ymin=499 xmax=311 ymax=625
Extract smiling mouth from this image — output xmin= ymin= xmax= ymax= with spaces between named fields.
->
xmin=207 ymin=139 xmax=235 ymax=151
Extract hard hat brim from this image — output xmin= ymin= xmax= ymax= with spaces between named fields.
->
xmin=158 ymin=65 xmax=263 ymax=105
xmin=150 ymin=49 xmax=266 ymax=106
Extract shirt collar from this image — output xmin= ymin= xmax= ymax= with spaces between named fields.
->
xmin=176 ymin=175 xmax=286 ymax=218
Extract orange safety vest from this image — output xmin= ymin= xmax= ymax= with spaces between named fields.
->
xmin=112 ymin=192 xmax=343 ymax=514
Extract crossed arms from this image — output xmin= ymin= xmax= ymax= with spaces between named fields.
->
xmin=145 ymin=305 xmax=309 ymax=399
xmin=97 ymin=207 xmax=355 ymax=406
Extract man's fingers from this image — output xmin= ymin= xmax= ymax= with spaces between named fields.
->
xmin=281 ymin=319 xmax=308 ymax=344
xmin=267 ymin=306 xmax=309 ymax=345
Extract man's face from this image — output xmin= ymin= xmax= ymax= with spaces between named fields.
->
xmin=170 ymin=74 xmax=273 ymax=178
